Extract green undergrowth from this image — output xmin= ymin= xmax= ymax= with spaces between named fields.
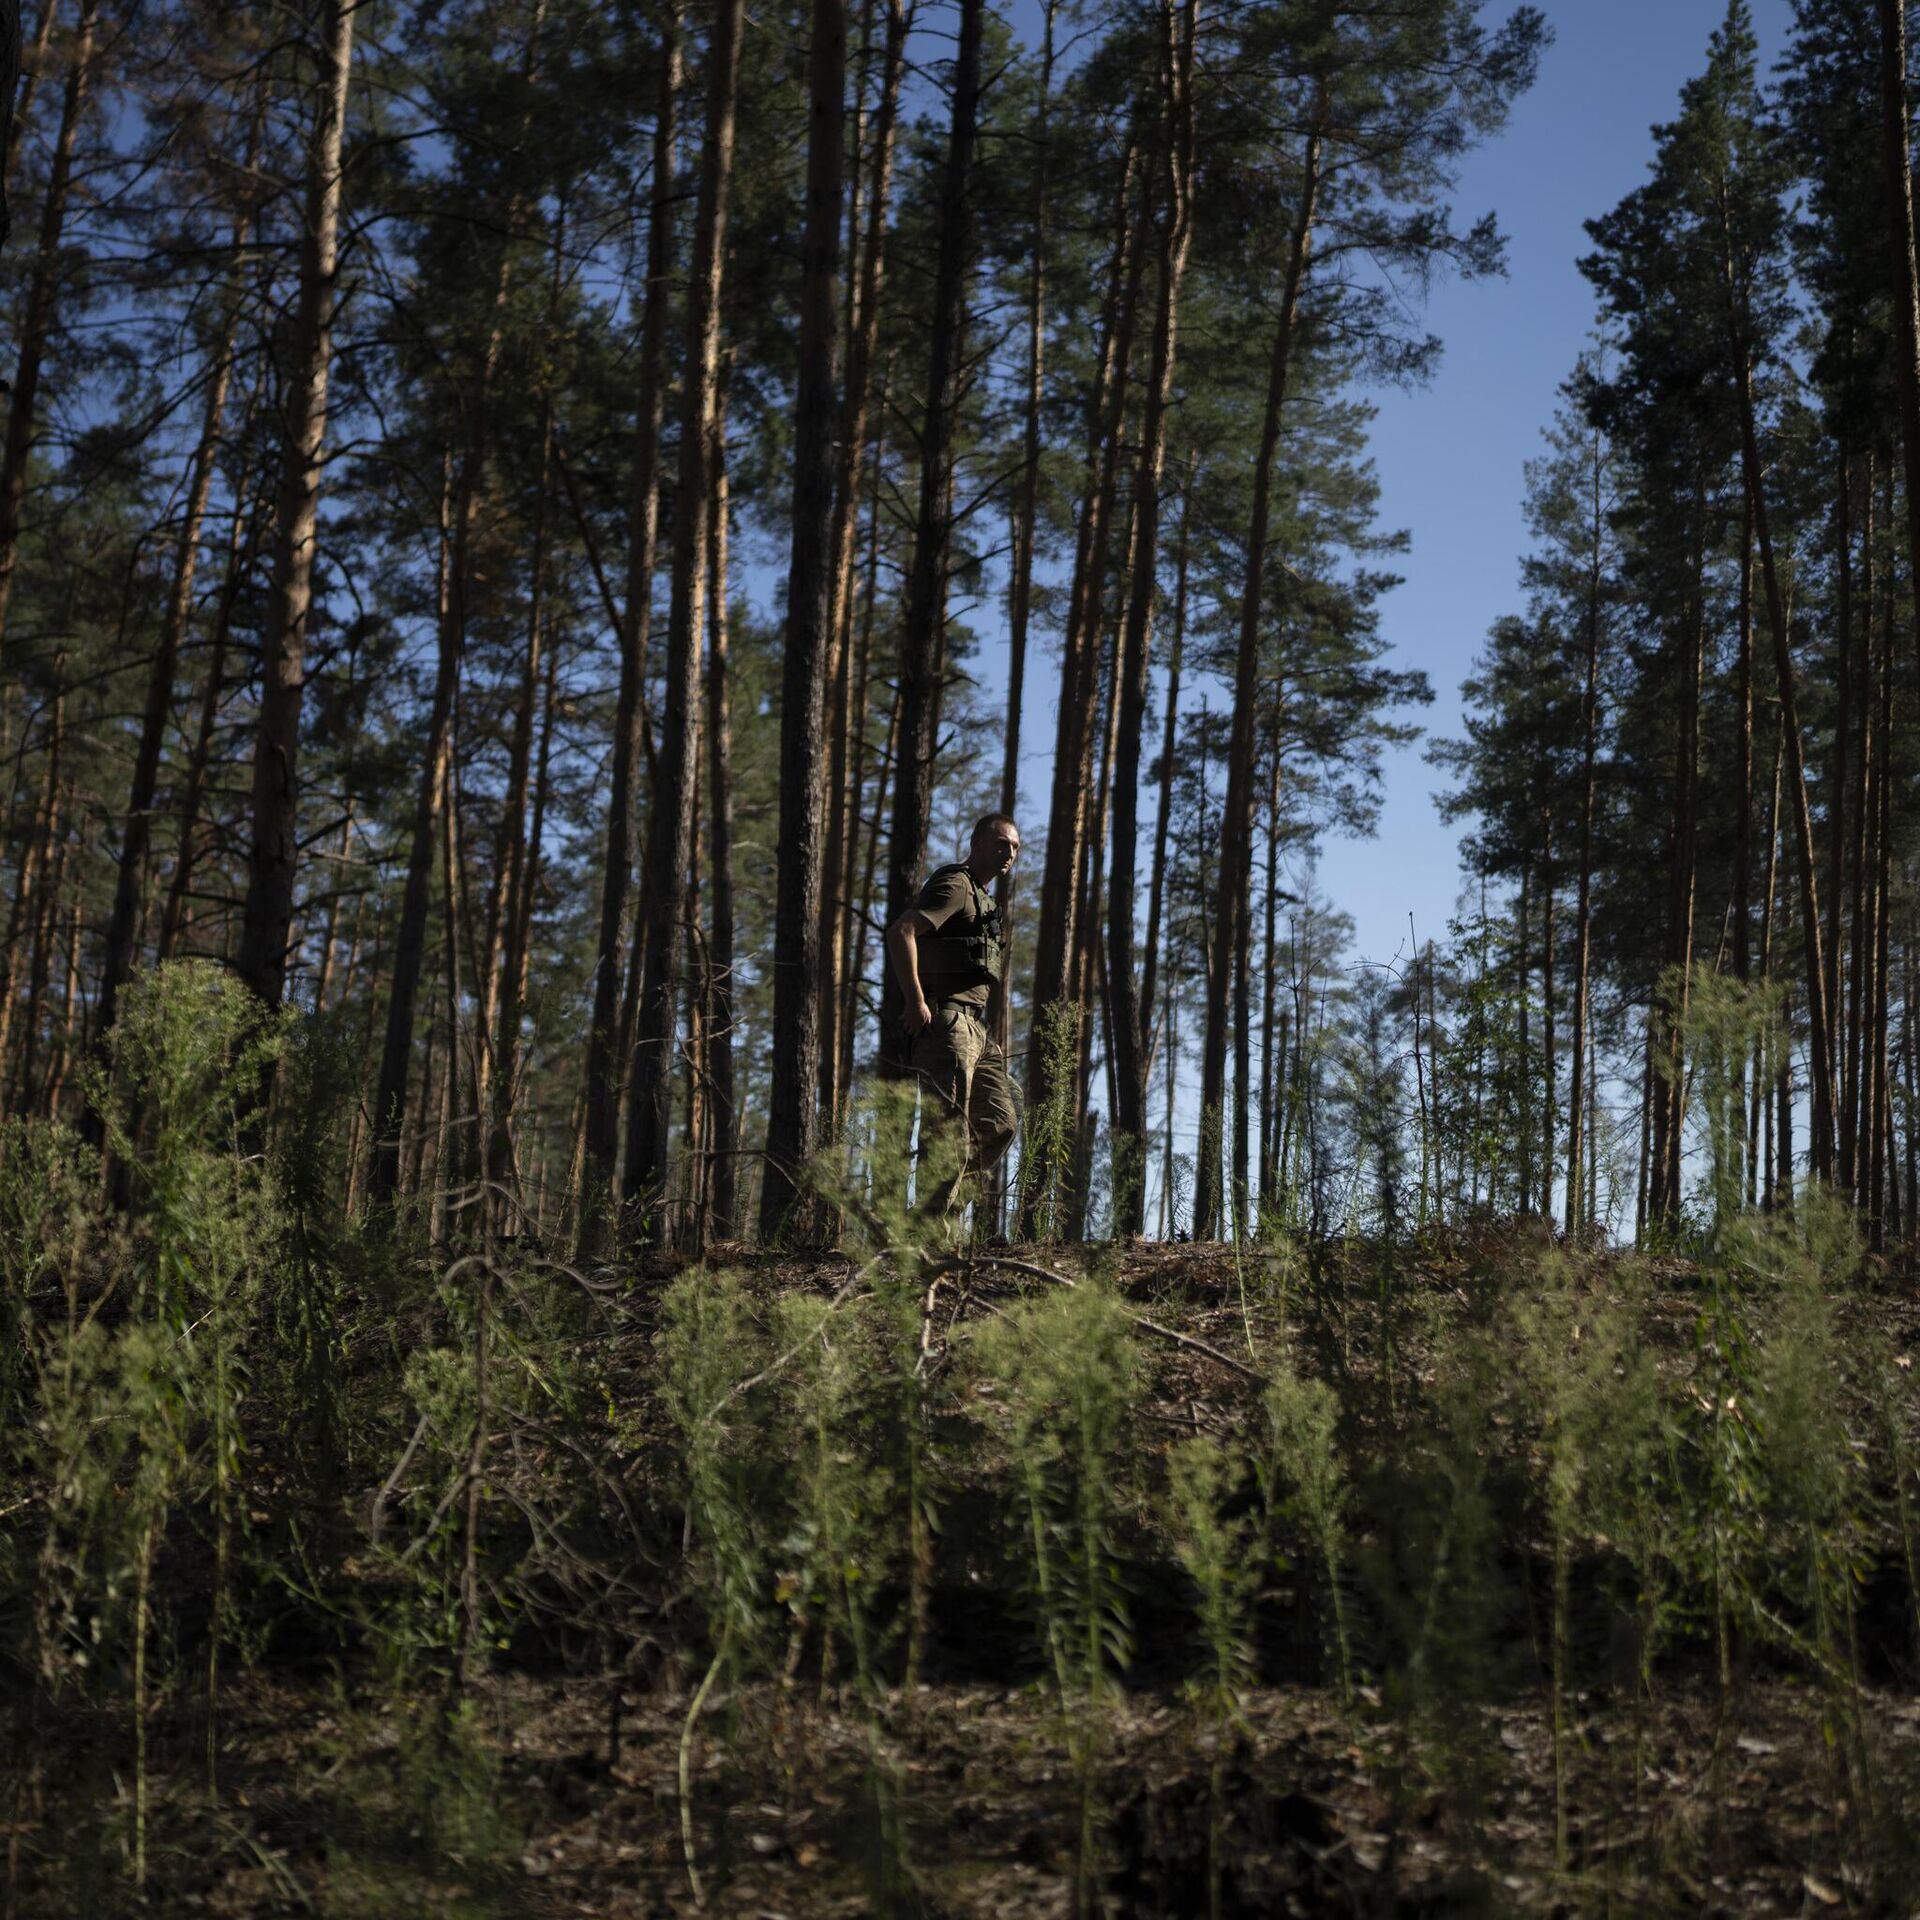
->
xmin=1 ymin=964 xmax=1918 ymax=1915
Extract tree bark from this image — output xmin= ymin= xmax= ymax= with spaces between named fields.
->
xmin=1139 ymin=450 xmax=1190 ymax=1082
xmin=989 ymin=0 xmax=1055 ymax=1062
xmin=1565 ymin=424 xmax=1603 ymax=1235
xmin=1020 ymin=143 xmax=1144 ymax=1200
xmin=0 ymin=0 xmax=97 ymax=665
xmin=1878 ymin=0 xmax=1920 ymax=691
xmin=582 ymin=7 xmax=680 ymax=1220
xmin=95 ymin=287 xmax=239 ymax=1047
xmin=237 ymin=0 xmax=356 ymax=1011
xmin=1195 ymin=110 xmax=1323 ymax=1240
xmin=705 ymin=409 xmax=737 ymax=1241
xmin=1108 ymin=0 xmax=1199 ymax=1238
xmin=878 ymin=0 xmax=984 ymax=1045
xmin=817 ymin=0 xmax=908 ymax=1122
xmin=624 ymin=0 xmax=745 ymax=1225
xmin=1730 ymin=333 xmax=1834 ymax=1180
xmin=760 ymin=0 xmax=847 ymax=1239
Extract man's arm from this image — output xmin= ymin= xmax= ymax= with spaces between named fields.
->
xmin=886 ymin=909 xmax=938 ymax=1038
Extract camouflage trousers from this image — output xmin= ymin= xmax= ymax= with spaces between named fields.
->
xmin=908 ymin=1001 xmax=1020 ymax=1219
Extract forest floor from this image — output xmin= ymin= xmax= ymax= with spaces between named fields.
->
xmin=8 ymin=1234 xmax=1920 ymax=1918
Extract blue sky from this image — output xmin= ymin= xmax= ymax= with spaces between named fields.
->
xmin=974 ymin=0 xmax=1797 ymax=975
xmin=1286 ymin=0 xmax=1796 ymax=968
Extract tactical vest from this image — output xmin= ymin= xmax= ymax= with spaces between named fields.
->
xmin=922 ymin=863 xmax=1004 ymax=995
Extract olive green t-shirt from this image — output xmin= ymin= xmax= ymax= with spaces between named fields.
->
xmin=915 ymin=867 xmax=992 ymax=1009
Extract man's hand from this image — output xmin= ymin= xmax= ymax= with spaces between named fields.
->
xmin=903 ymin=995 xmax=935 ymax=1039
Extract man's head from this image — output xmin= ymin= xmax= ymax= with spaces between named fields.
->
xmin=967 ymin=812 xmax=1021 ymax=883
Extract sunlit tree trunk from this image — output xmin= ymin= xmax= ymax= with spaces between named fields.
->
xmin=1196 ymin=110 xmax=1322 ymax=1240
xmin=1109 ymin=0 xmax=1199 ymax=1238
xmin=818 ymin=0 xmax=907 ymax=1122
xmin=625 ymin=0 xmax=745 ymax=1224
xmin=1021 ymin=148 xmax=1144 ymax=1214
xmin=238 ymin=0 xmax=356 ymax=1011
xmin=1141 ymin=452 xmax=1191 ymax=1094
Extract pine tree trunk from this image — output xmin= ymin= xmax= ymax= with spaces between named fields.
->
xmin=1844 ymin=458 xmax=1876 ymax=1196
xmin=1565 ymin=453 xmax=1601 ymax=1235
xmin=0 ymin=0 xmax=97 ymax=663
xmin=1 ymin=0 xmax=62 ymax=212
xmin=837 ymin=384 xmax=891 ymax=1100
xmin=1730 ymin=333 xmax=1835 ymax=1179
xmin=1108 ymin=0 xmax=1199 ymax=1238
xmin=0 ymin=669 xmax=57 ymax=1090
xmin=625 ymin=0 xmax=744 ymax=1225
xmin=818 ymin=0 xmax=907 ymax=1122
xmin=1195 ymin=110 xmax=1323 ymax=1240
xmin=238 ymin=0 xmax=355 ymax=1011
xmin=1258 ymin=738 xmax=1281 ymax=1207
xmin=705 ymin=393 xmax=737 ymax=1241
xmin=1827 ymin=449 xmax=1852 ymax=1149
xmin=1141 ymin=461 xmax=1193 ymax=1091
xmin=990 ymin=0 xmax=1054 ymax=1060
xmin=582 ymin=10 xmax=679 ymax=1218
xmin=487 ymin=407 xmax=560 ymax=1227
xmin=1878 ymin=0 xmax=1920 ymax=693
xmin=878 ymin=0 xmax=984 ymax=1052
xmin=1021 ymin=143 xmax=1143 ymax=1145
xmin=95 ymin=291 xmax=239 ymax=1047
xmin=761 ymin=0 xmax=846 ymax=1239
xmin=1870 ymin=574 xmax=1895 ymax=1244
xmin=1651 ymin=528 xmax=1703 ymax=1226
xmin=1540 ymin=823 xmax=1556 ymax=1219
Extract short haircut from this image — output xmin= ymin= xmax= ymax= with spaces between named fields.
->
xmin=973 ymin=811 xmax=1019 ymax=839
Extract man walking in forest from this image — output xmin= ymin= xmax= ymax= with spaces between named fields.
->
xmin=886 ymin=813 xmax=1022 ymax=1222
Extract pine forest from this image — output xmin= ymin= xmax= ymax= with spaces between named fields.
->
xmin=7 ymin=0 xmax=1920 ymax=1911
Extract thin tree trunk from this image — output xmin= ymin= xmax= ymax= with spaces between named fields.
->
xmin=1109 ymin=0 xmax=1199 ymax=1237
xmin=1540 ymin=822 xmax=1556 ymax=1219
xmin=1827 ymin=447 xmax=1852 ymax=1148
xmin=1878 ymin=0 xmax=1920 ymax=694
xmin=1 ymin=0 xmax=62 ymax=213
xmin=990 ymin=0 xmax=1054 ymax=1063
xmin=760 ymin=0 xmax=847 ymax=1239
xmin=1020 ymin=139 xmax=1143 ymax=1161
xmin=1258 ymin=736 xmax=1281 ymax=1207
xmin=837 ymin=386 xmax=891 ymax=1100
xmin=487 ymin=210 xmax=566 ymax=1227
xmin=625 ymin=0 xmax=745 ymax=1223
xmin=369 ymin=448 xmax=466 ymax=1204
xmin=705 ymin=391 xmax=737 ymax=1241
xmin=1652 ymin=528 xmax=1704 ymax=1225
xmin=0 ymin=0 xmax=98 ymax=663
xmin=1196 ymin=108 xmax=1324 ymax=1240
xmin=238 ymin=0 xmax=356 ymax=1010
xmin=1140 ymin=453 xmax=1190 ymax=1079
xmin=1725 ymin=303 xmax=1834 ymax=1177
xmin=1845 ymin=456 xmax=1875 ymax=1194
xmin=878 ymin=0 xmax=984 ymax=1052
xmin=95 ymin=265 xmax=244 ymax=1057
xmin=818 ymin=0 xmax=908 ymax=1122
xmin=582 ymin=8 xmax=679 ymax=1219
xmin=1566 ymin=426 xmax=1602 ymax=1235
xmin=1870 ymin=574 xmax=1895 ymax=1244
